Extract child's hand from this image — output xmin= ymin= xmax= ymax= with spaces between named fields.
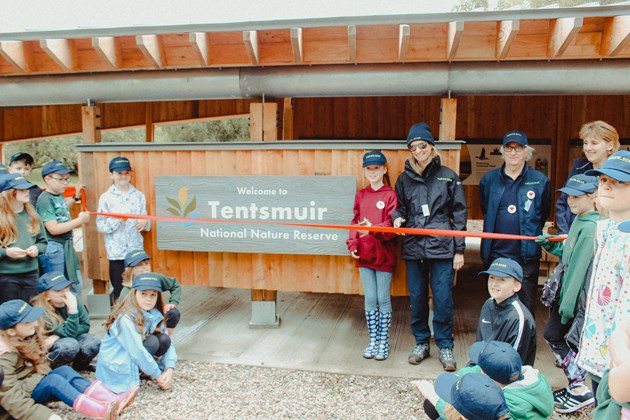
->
xmin=164 ymin=303 xmax=176 ymax=313
xmin=156 ymin=368 xmax=174 ymax=390
xmin=355 ymin=217 xmax=371 ymax=237
xmin=62 ymin=289 xmax=78 ymax=314
xmin=25 ymin=245 xmax=39 ymax=257
xmin=350 ymin=250 xmax=360 ymax=260
xmin=77 ymin=212 xmax=90 ymax=225
xmin=5 ymin=247 xmax=27 ymax=259
xmin=44 ymin=335 xmax=60 ymax=350
xmin=135 ymin=220 xmax=149 ymax=231
xmin=393 ymin=217 xmax=406 ymax=235
xmin=609 ymin=314 xmax=630 ymax=367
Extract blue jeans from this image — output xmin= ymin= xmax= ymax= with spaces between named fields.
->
xmin=359 ymin=268 xmax=392 ymax=313
xmin=38 ymin=241 xmax=83 ymax=294
xmin=406 ymin=259 xmax=455 ymax=349
xmin=32 ymin=365 xmax=90 ymax=407
xmin=48 ymin=334 xmax=101 ymax=367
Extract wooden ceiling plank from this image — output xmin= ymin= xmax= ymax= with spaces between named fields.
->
xmin=136 ymin=34 xmax=163 ymax=68
xmin=188 ymin=32 xmax=209 ymax=65
xmin=243 ymin=30 xmax=259 ymax=65
xmin=290 ymin=28 xmax=303 ymax=64
xmin=0 ymin=41 xmax=31 ymax=72
xmin=601 ymin=16 xmax=630 ymax=57
xmin=348 ymin=25 xmax=356 ymax=62
xmin=39 ymin=38 xmax=74 ymax=71
xmin=496 ymin=20 xmax=520 ymax=60
xmin=548 ymin=17 xmax=583 ymax=58
xmin=447 ymin=21 xmax=464 ymax=61
xmin=92 ymin=37 xmax=120 ymax=69
xmin=398 ymin=24 xmax=410 ymax=62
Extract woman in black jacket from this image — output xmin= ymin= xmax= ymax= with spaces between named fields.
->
xmin=392 ymin=122 xmax=467 ymax=372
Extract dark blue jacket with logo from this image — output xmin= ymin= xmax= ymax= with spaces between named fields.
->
xmin=392 ymin=156 xmax=467 ymax=260
xmin=479 ymin=164 xmax=551 ymax=265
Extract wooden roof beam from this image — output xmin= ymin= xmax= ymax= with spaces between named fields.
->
xmin=188 ymin=32 xmax=209 ymax=66
xmin=601 ymin=16 xmax=630 ymax=57
xmin=92 ymin=37 xmax=121 ymax=69
xmin=348 ymin=25 xmax=357 ymax=62
xmin=136 ymin=34 xmax=164 ymax=68
xmin=290 ymin=28 xmax=303 ymax=64
xmin=448 ymin=21 xmax=464 ymax=61
xmin=398 ymin=24 xmax=410 ymax=63
xmin=496 ymin=20 xmax=519 ymax=60
xmin=40 ymin=38 xmax=75 ymax=71
xmin=548 ymin=17 xmax=583 ymax=58
xmin=243 ymin=30 xmax=259 ymax=65
xmin=0 ymin=40 xmax=32 ymax=73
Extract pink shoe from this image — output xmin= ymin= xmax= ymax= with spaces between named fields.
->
xmin=85 ymin=380 xmax=139 ymax=416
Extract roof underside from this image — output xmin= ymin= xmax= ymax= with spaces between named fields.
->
xmin=1 ymin=5 xmax=629 ymax=80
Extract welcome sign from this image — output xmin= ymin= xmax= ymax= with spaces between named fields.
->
xmin=155 ymin=176 xmax=357 ymax=255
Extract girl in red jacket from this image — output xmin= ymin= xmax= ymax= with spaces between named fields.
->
xmin=346 ymin=151 xmax=397 ymax=361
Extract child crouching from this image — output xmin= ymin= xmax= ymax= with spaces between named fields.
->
xmin=96 ymin=273 xmax=177 ymax=398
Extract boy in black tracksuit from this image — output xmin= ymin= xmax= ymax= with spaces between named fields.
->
xmin=476 ymin=257 xmax=537 ymax=366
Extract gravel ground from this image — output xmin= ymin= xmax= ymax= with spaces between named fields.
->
xmin=50 ymin=360 xmax=593 ymax=419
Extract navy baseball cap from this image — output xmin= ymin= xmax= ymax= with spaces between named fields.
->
xmin=37 ymin=271 xmax=72 ymax=293
xmin=480 ymin=257 xmax=523 ymax=282
xmin=503 ymin=130 xmax=528 ymax=147
xmin=585 ymin=150 xmax=630 ymax=182
xmin=0 ymin=299 xmax=45 ymax=330
xmin=9 ymin=152 xmax=34 ymax=166
xmin=0 ymin=174 xmax=36 ymax=192
xmin=557 ymin=174 xmax=598 ymax=196
xmin=109 ymin=157 xmax=132 ymax=172
xmin=618 ymin=219 xmax=630 ymax=233
xmin=435 ymin=372 xmax=509 ymax=420
xmin=362 ymin=151 xmax=387 ymax=167
xmin=132 ymin=273 xmax=163 ymax=292
xmin=42 ymin=160 xmax=72 ymax=177
xmin=124 ymin=249 xmax=151 ymax=268
xmin=469 ymin=341 xmax=523 ymax=385
xmin=406 ymin=122 xmax=435 ymax=146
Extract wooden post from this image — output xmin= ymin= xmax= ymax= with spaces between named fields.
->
xmin=439 ymin=98 xmax=460 ymax=173
xmin=250 ymin=101 xmax=280 ymax=327
xmin=145 ymin=102 xmax=154 ymax=142
xmin=80 ymin=105 xmax=110 ymax=316
xmin=282 ymin=98 xmax=294 ymax=140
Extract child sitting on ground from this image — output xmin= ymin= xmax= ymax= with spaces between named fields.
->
xmin=96 ymin=273 xmax=177 ymax=397
xmin=416 ymin=340 xmax=554 ymax=420
xmin=30 ymin=272 xmax=100 ymax=371
xmin=0 ymin=299 xmax=117 ymax=419
xmin=119 ymin=250 xmax=182 ymax=333
xmin=477 ymin=258 xmax=537 ymax=366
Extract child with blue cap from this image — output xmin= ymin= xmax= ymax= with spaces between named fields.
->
xmin=536 ymin=174 xmax=599 ymax=413
xmin=7 ymin=152 xmax=42 ymax=206
xmin=435 ymin=372 xmax=510 ymax=419
xmin=30 ymin=271 xmax=101 ymax=372
xmin=0 ymin=299 xmax=118 ymax=419
xmin=477 ymin=257 xmax=537 ymax=367
xmin=575 ymin=150 xmax=630 ymax=403
xmin=0 ymin=173 xmax=47 ymax=304
xmin=96 ymin=157 xmax=150 ymax=306
xmin=97 ymin=272 xmax=177 ymax=400
xmin=346 ymin=151 xmax=397 ymax=361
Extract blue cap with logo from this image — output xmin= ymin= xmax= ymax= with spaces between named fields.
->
xmin=0 ymin=299 xmax=45 ymax=330
xmin=480 ymin=257 xmax=523 ymax=282
xmin=109 ymin=157 xmax=132 ymax=172
xmin=9 ymin=152 xmax=34 ymax=166
xmin=503 ymin=130 xmax=528 ymax=147
xmin=132 ymin=273 xmax=163 ymax=292
xmin=37 ymin=271 xmax=73 ymax=293
xmin=42 ymin=160 xmax=72 ymax=178
xmin=362 ymin=151 xmax=387 ymax=167
xmin=557 ymin=174 xmax=598 ymax=196
xmin=406 ymin=122 xmax=435 ymax=147
xmin=468 ymin=341 xmax=523 ymax=385
xmin=585 ymin=150 xmax=630 ymax=182
xmin=435 ymin=372 xmax=509 ymax=420
xmin=0 ymin=173 xmax=36 ymax=192
xmin=124 ymin=249 xmax=151 ymax=268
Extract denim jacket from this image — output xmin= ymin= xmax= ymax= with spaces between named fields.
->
xmin=95 ymin=308 xmax=177 ymax=394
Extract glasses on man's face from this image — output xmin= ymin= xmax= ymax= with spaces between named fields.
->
xmin=50 ymin=176 xmax=70 ymax=184
xmin=408 ymin=142 xmax=429 ymax=152
xmin=504 ymin=146 xmax=524 ymax=153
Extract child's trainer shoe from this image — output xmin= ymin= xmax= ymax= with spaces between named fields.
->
xmin=555 ymin=388 xmax=595 ymax=414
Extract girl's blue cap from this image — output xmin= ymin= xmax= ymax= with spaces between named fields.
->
xmin=0 ymin=300 xmax=44 ymax=330
xmin=585 ymin=150 xmax=630 ymax=182
xmin=557 ymin=174 xmax=598 ymax=196
xmin=435 ymin=372 xmax=509 ymax=420
xmin=132 ymin=273 xmax=163 ymax=292
xmin=362 ymin=151 xmax=386 ymax=167
xmin=124 ymin=249 xmax=151 ymax=268
xmin=37 ymin=271 xmax=72 ymax=293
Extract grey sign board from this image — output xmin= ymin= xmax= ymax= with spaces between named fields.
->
xmin=155 ymin=176 xmax=357 ymax=255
